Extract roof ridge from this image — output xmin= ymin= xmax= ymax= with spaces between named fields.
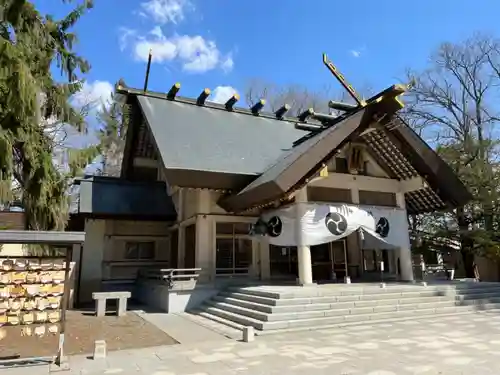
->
xmin=116 ymin=86 xmax=325 ymax=126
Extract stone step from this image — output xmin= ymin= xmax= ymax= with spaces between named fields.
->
xmin=203 ymin=302 xmax=500 ymax=332
xmin=203 ymin=306 xmax=271 ymax=330
xmin=218 ymin=294 xmax=422 ymax=313
xmin=257 ymin=309 xmax=500 ymax=336
xmin=216 ymin=293 xmax=500 ymax=315
xmin=223 ymin=288 xmax=500 ymax=308
xmin=207 ymin=301 xmax=269 ymax=321
xmin=229 ymin=284 xmax=500 ymax=300
xmin=207 ymin=297 xmax=500 ymax=323
xmin=183 ymin=310 xmax=245 ymax=339
xmin=222 ymin=292 xmax=281 ymax=306
xmin=398 ymin=291 xmax=499 ymax=305
xmin=214 ymin=295 xmax=340 ymax=313
xmin=191 ymin=309 xmax=246 ymax=334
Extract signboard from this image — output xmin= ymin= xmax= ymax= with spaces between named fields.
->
xmin=0 ymin=258 xmax=66 ymax=339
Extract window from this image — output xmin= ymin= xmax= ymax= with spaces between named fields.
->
xmin=359 ymin=191 xmax=397 ymax=207
xmin=124 ymin=241 xmax=155 ymax=260
xmin=310 ymin=243 xmax=330 ymax=263
xmin=184 ymin=224 xmax=196 ymax=268
xmin=216 ymin=222 xmax=251 ymax=235
xmin=307 ymin=187 xmax=352 ymax=203
xmin=215 ymin=223 xmax=253 ymax=275
xmin=331 ymin=241 xmax=347 ymax=265
xmin=170 ymin=230 xmax=179 ymax=268
xmin=269 ymin=245 xmax=298 ymax=278
xmin=234 ymin=238 xmax=252 ymax=269
xmin=363 ymin=249 xmax=377 ymax=272
xmin=215 ymin=238 xmax=233 ymax=272
xmin=335 ymin=158 xmax=349 ymax=173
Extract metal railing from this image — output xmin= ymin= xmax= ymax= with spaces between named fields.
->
xmin=413 ymin=263 xmax=455 ymax=281
xmin=138 ymin=268 xmax=201 ymax=289
xmin=102 ymin=260 xmax=170 ymax=283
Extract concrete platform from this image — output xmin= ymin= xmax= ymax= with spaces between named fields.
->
xmin=192 ymin=281 xmax=500 ymax=334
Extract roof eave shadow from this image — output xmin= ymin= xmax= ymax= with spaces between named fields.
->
xmin=218 ymin=181 xmax=284 ymax=213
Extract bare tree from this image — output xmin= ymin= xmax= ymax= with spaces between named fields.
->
xmin=244 ymin=79 xmax=340 ymax=116
xmin=244 ymin=77 xmax=377 ymax=118
xmin=405 ymin=34 xmax=500 ymax=277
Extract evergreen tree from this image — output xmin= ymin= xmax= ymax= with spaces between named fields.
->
xmin=96 ymin=90 xmax=127 ymax=177
xmin=0 ymin=0 xmax=99 ymax=230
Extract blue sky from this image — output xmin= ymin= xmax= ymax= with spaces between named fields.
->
xmin=34 ymin=0 xmax=500 ymax=117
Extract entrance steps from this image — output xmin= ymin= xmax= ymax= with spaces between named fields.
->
xmin=190 ymin=282 xmax=500 ymax=335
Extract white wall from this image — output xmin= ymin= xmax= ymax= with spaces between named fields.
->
xmin=79 ymin=218 xmax=172 ymax=303
xmin=80 ymin=219 xmax=106 ymax=303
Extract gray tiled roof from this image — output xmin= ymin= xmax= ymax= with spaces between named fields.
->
xmin=137 ymin=95 xmax=306 ymax=175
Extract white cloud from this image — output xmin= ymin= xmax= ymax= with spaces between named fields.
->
xmin=72 ymin=80 xmax=114 ymax=109
xmin=221 ymin=55 xmax=234 ymax=73
xmin=350 ymin=46 xmax=367 ymax=58
xmin=176 ymin=35 xmax=220 ymax=73
xmin=139 ymin=0 xmax=193 ymax=24
xmin=210 ymin=86 xmax=238 ymax=104
xmin=120 ymin=1 xmax=234 ymax=74
xmin=350 ymin=50 xmax=361 ymax=58
xmin=132 ymin=27 xmax=233 ymax=74
xmin=134 ymin=27 xmax=178 ymax=63
xmin=118 ymin=27 xmax=137 ymax=51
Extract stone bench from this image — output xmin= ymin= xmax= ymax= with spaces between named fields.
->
xmin=92 ymin=291 xmax=131 ymax=317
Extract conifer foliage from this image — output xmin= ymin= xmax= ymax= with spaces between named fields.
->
xmin=96 ymin=91 xmax=127 ymax=177
xmin=0 ymin=0 xmax=99 ymax=230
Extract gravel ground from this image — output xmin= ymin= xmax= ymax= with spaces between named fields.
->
xmin=0 ymin=310 xmax=177 ymax=359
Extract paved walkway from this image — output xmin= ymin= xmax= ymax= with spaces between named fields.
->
xmin=132 ymin=310 xmax=234 ymax=343
xmin=4 ymin=311 xmax=500 ymax=375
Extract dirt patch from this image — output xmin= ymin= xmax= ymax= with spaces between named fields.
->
xmin=0 ymin=310 xmax=177 ymax=359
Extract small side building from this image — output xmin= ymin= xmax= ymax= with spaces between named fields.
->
xmin=70 ymin=177 xmax=176 ymax=303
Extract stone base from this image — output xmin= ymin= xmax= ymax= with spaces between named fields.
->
xmin=296 ymin=279 xmax=317 ymax=287
xmin=49 ymin=357 xmax=70 ymax=372
xmin=93 ymin=340 xmax=107 ymax=359
xmin=242 ymin=326 xmax=255 ymax=342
